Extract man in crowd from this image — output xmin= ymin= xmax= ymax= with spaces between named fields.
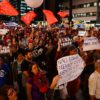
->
xmin=88 ymin=60 xmax=100 ymax=100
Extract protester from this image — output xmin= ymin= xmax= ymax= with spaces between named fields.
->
xmin=21 ymin=50 xmax=33 ymax=100
xmin=0 ymin=20 xmax=100 ymax=100
xmin=26 ymin=62 xmax=60 ymax=100
xmin=0 ymin=56 xmax=11 ymax=87
xmin=12 ymin=53 xmax=24 ymax=99
xmin=88 ymin=60 xmax=100 ymax=100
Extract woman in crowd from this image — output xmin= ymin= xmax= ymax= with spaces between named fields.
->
xmin=55 ymin=41 xmax=85 ymax=100
xmin=26 ymin=62 xmax=60 ymax=100
xmin=88 ymin=60 xmax=100 ymax=100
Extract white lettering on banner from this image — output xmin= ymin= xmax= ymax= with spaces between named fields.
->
xmin=59 ymin=37 xmax=72 ymax=48
xmin=32 ymin=48 xmax=43 ymax=57
xmin=57 ymin=54 xmax=84 ymax=86
xmin=83 ymin=37 xmax=100 ymax=51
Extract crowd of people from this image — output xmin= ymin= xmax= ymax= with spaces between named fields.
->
xmin=0 ymin=20 xmax=100 ymax=100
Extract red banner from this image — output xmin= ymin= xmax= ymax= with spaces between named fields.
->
xmin=57 ymin=11 xmax=69 ymax=18
xmin=0 ymin=0 xmax=19 ymax=16
xmin=43 ymin=9 xmax=58 ymax=25
xmin=21 ymin=11 xmax=37 ymax=26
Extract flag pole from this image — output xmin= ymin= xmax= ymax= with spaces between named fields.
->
xmin=43 ymin=0 xmax=45 ymax=21
xmin=69 ymin=0 xmax=73 ymax=27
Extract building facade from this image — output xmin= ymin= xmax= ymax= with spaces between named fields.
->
xmin=63 ymin=0 xmax=100 ymax=23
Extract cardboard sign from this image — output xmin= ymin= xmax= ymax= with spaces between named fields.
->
xmin=57 ymin=54 xmax=84 ymax=86
xmin=0 ymin=29 xmax=9 ymax=35
xmin=59 ymin=37 xmax=72 ymax=48
xmin=83 ymin=37 xmax=100 ymax=51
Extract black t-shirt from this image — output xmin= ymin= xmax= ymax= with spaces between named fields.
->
xmin=32 ymin=46 xmax=47 ymax=69
xmin=32 ymin=46 xmax=44 ymax=59
xmin=21 ymin=59 xmax=31 ymax=72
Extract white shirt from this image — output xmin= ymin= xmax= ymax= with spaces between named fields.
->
xmin=88 ymin=71 xmax=100 ymax=99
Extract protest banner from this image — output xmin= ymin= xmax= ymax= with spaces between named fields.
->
xmin=57 ymin=54 xmax=84 ymax=86
xmin=59 ymin=37 xmax=72 ymax=48
xmin=0 ymin=29 xmax=9 ymax=35
xmin=83 ymin=37 xmax=100 ymax=51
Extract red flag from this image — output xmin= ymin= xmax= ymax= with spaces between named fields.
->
xmin=0 ymin=3 xmax=4 ymax=14
xmin=57 ymin=11 xmax=69 ymax=18
xmin=0 ymin=0 xmax=19 ymax=16
xmin=43 ymin=10 xmax=58 ymax=25
xmin=21 ymin=11 xmax=37 ymax=26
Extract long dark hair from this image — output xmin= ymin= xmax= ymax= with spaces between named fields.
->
xmin=28 ymin=62 xmax=39 ymax=77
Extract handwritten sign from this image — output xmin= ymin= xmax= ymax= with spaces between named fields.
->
xmin=83 ymin=37 xmax=100 ymax=51
xmin=59 ymin=37 xmax=72 ymax=48
xmin=0 ymin=29 xmax=9 ymax=35
xmin=0 ymin=46 xmax=10 ymax=54
xmin=57 ymin=54 xmax=84 ymax=86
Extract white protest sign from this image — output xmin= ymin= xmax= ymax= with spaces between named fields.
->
xmin=78 ymin=31 xmax=86 ymax=36
xmin=0 ymin=46 xmax=10 ymax=54
xmin=0 ymin=29 xmax=9 ymax=35
xmin=59 ymin=37 xmax=72 ymax=48
xmin=57 ymin=54 xmax=84 ymax=86
xmin=83 ymin=37 xmax=100 ymax=51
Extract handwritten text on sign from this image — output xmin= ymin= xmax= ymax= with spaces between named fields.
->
xmin=57 ymin=54 xmax=84 ymax=86
xmin=83 ymin=37 xmax=100 ymax=51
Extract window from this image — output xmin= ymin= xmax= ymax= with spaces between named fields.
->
xmin=27 ymin=8 xmax=31 ymax=10
xmin=90 ymin=2 xmax=94 ymax=7
xmin=93 ymin=12 xmax=96 ymax=16
xmin=90 ymin=13 xmax=93 ymax=16
xmin=94 ymin=2 xmax=97 ymax=6
xmin=21 ymin=7 xmax=26 ymax=9
xmin=72 ymin=2 xmax=98 ymax=9
xmin=87 ymin=4 xmax=90 ymax=7
xmin=73 ymin=12 xmax=96 ymax=18
xmin=84 ymin=4 xmax=87 ymax=8
xmin=83 ymin=13 xmax=86 ymax=17
xmin=75 ymin=14 xmax=77 ymax=17
xmin=99 ymin=2 xmax=100 ymax=6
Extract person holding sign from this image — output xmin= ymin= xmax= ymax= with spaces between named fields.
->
xmin=55 ymin=41 xmax=85 ymax=100
xmin=88 ymin=60 xmax=100 ymax=100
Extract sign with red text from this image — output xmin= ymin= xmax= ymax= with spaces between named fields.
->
xmin=57 ymin=54 xmax=84 ymax=86
xmin=59 ymin=37 xmax=72 ymax=48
